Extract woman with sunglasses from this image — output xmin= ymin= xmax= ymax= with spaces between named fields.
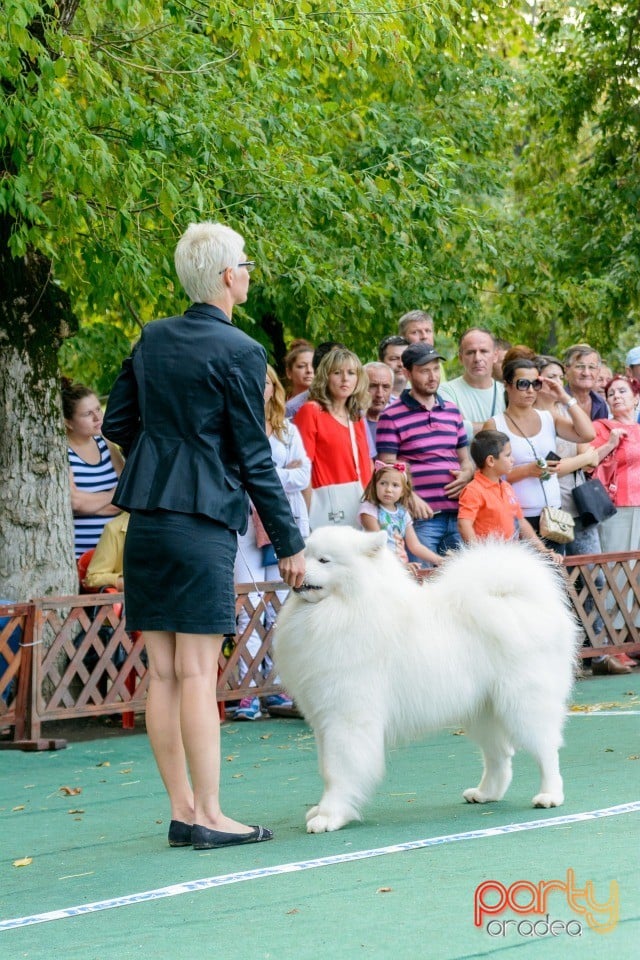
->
xmin=484 ymin=358 xmax=594 ymax=550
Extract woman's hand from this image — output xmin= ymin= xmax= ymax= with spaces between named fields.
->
xmin=609 ymin=427 xmax=627 ymax=449
xmin=542 ymin=377 xmax=572 ymax=404
xmin=582 ymin=447 xmax=600 ymax=470
xmin=527 ymin=460 xmax=549 ymax=479
xmin=278 ymin=550 xmax=306 ymax=589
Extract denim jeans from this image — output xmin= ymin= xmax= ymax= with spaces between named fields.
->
xmin=412 ymin=511 xmax=461 ymax=563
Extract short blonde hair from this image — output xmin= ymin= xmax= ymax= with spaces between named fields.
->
xmin=309 ymin=348 xmax=369 ymax=421
xmin=174 ymin=222 xmax=244 ymax=303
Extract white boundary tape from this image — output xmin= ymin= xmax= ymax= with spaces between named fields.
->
xmin=2 ymin=801 xmax=639 ymax=932
xmin=569 ymin=710 xmax=640 ymax=716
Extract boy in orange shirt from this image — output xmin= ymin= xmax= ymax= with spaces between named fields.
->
xmin=458 ymin=430 xmax=557 ymax=558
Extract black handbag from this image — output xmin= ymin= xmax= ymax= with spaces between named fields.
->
xmin=572 ymin=477 xmax=617 ymax=527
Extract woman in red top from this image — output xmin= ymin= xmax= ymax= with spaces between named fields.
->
xmin=591 ymin=374 xmax=640 ymax=553
xmin=294 ymin=347 xmax=372 ymax=526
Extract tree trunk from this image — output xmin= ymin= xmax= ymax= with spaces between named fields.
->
xmin=0 ymin=222 xmax=78 ymax=601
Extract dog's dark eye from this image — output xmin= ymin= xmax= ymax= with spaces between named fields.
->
xmin=318 ymin=557 xmax=330 ymax=564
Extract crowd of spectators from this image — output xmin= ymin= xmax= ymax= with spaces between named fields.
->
xmin=282 ymin=327 xmax=640 ymax=678
xmin=65 ymin=312 xmax=640 ymax=684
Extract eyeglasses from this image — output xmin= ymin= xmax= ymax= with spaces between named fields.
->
xmin=218 ymin=261 xmax=256 ymax=275
xmin=514 ymin=378 xmax=543 ymax=391
xmin=572 ymin=364 xmax=599 ymax=372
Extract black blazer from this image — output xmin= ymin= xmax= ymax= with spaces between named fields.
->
xmin=102 ymin=303 xmax=305 ymax=559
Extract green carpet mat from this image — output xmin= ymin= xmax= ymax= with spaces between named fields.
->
xmin=1 ymin=673 xmax=638 ymax=959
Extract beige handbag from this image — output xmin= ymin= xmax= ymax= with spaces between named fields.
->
xmin=504 ymin=411 xmax=574 ymax=545
xmin=539 ymin=506 xmax=575 ymax=544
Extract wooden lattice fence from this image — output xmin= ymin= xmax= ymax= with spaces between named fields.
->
xmin=1 ymin=552 xmax=639 ymax=750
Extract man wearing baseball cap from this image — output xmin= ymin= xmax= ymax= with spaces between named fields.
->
xmin=376 ymin=342 xmax=474 ymax=560
xmin=625 ymin=346 xmax=640 ymax=380
xmin=626 ymin=346 xmax=640 ymax=423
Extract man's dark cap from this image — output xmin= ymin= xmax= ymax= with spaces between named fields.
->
xmin=402 ymin=343 xmax=447 ymax=369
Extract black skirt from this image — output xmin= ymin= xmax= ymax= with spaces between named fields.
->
xmin=123 ymin=509 xmax=238 ymax=634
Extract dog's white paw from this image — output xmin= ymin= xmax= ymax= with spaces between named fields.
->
xmin=532 ymin=792 xmax=563 ymax=808
xmin=306 ymin=813 xmax=331 ymax=833
xmin=305 ymin=805 xmax=320 ymax=823
xmin=306 ymin=814 xmax=337 ymax=833
xmin=305 ymin=808 xmax=351 ymax=833
xmin=463 ymin=788 xmax=497 ymax=804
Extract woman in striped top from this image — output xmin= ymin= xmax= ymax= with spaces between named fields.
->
xmin=62 ymin=378 xmax=124 ymax=558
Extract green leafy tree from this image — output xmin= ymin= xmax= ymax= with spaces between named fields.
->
xmin=488 ymin=0 xmax=640 ymax=358
xmin=4 ymin=0 xmax=531 ymax=598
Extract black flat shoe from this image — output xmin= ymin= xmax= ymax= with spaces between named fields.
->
xmin=168 ymin=819 xmax=193 ymax=847
xmin=192 ymin=823 xmax=273 ymax=850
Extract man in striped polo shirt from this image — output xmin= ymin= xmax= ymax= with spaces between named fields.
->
xmin=376 ymin=342 xmax=474 ymax=561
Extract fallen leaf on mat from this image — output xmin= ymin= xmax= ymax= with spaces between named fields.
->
xmin=260 ymin=734 xmax=272 ymax=740
xmin=232 ymin=773 xmax=244 ymax=779
xmin=13 ymin=857 xmax=32 ymax=867
xmin=452 ymin=729 xmax=465 ymax=736
xmin=225 ymin=755 xmax=237 ymax=762
xmin=571 ymin=699 xmax=639 ymax=713
xmin=68 ymin=809 xmax=85 ymax=814
xmin=12 ymin=805 xmax=25 ymax=812
xmin=96 ymin=761 xmax=110 ymax=767
xmin=628 ymin=755 xmax=639 ymax=761
xmin=286 ymin=908 xmax=299 ymax=915
xmin=119 ymin=768 xmax=132 ymax=774
xmin=376 ymin=887 xmax=392 ymax=894
xmin=59 ymin=786 xmax=82 ymax=796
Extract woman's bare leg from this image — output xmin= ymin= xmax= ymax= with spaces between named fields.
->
xmin=175 ymin=632 xmax=254 ymax=833
xmin=144 ymin=630 xmax=194 ymax=824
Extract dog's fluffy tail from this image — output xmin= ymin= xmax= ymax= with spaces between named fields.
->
xmin=430 ymin=539 xmax=581 ymax=658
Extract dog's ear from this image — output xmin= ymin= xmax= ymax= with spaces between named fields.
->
xmin=363 ymin=530 xmax=388 ymax=556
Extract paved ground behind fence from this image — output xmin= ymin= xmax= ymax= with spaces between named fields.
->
xmin=1 ymin=672 xmax=639 ymax=959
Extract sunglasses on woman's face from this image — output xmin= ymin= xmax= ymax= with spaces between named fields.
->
xmin=514 ymin=378 xmax=543 ymax=391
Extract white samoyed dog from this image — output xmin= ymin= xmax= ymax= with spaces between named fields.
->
xmin=274 ymin=526 xmax=580 ymax=833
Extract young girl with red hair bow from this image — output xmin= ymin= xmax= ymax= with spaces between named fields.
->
xmin=358 ymin=460 xmax=442 ymax=568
